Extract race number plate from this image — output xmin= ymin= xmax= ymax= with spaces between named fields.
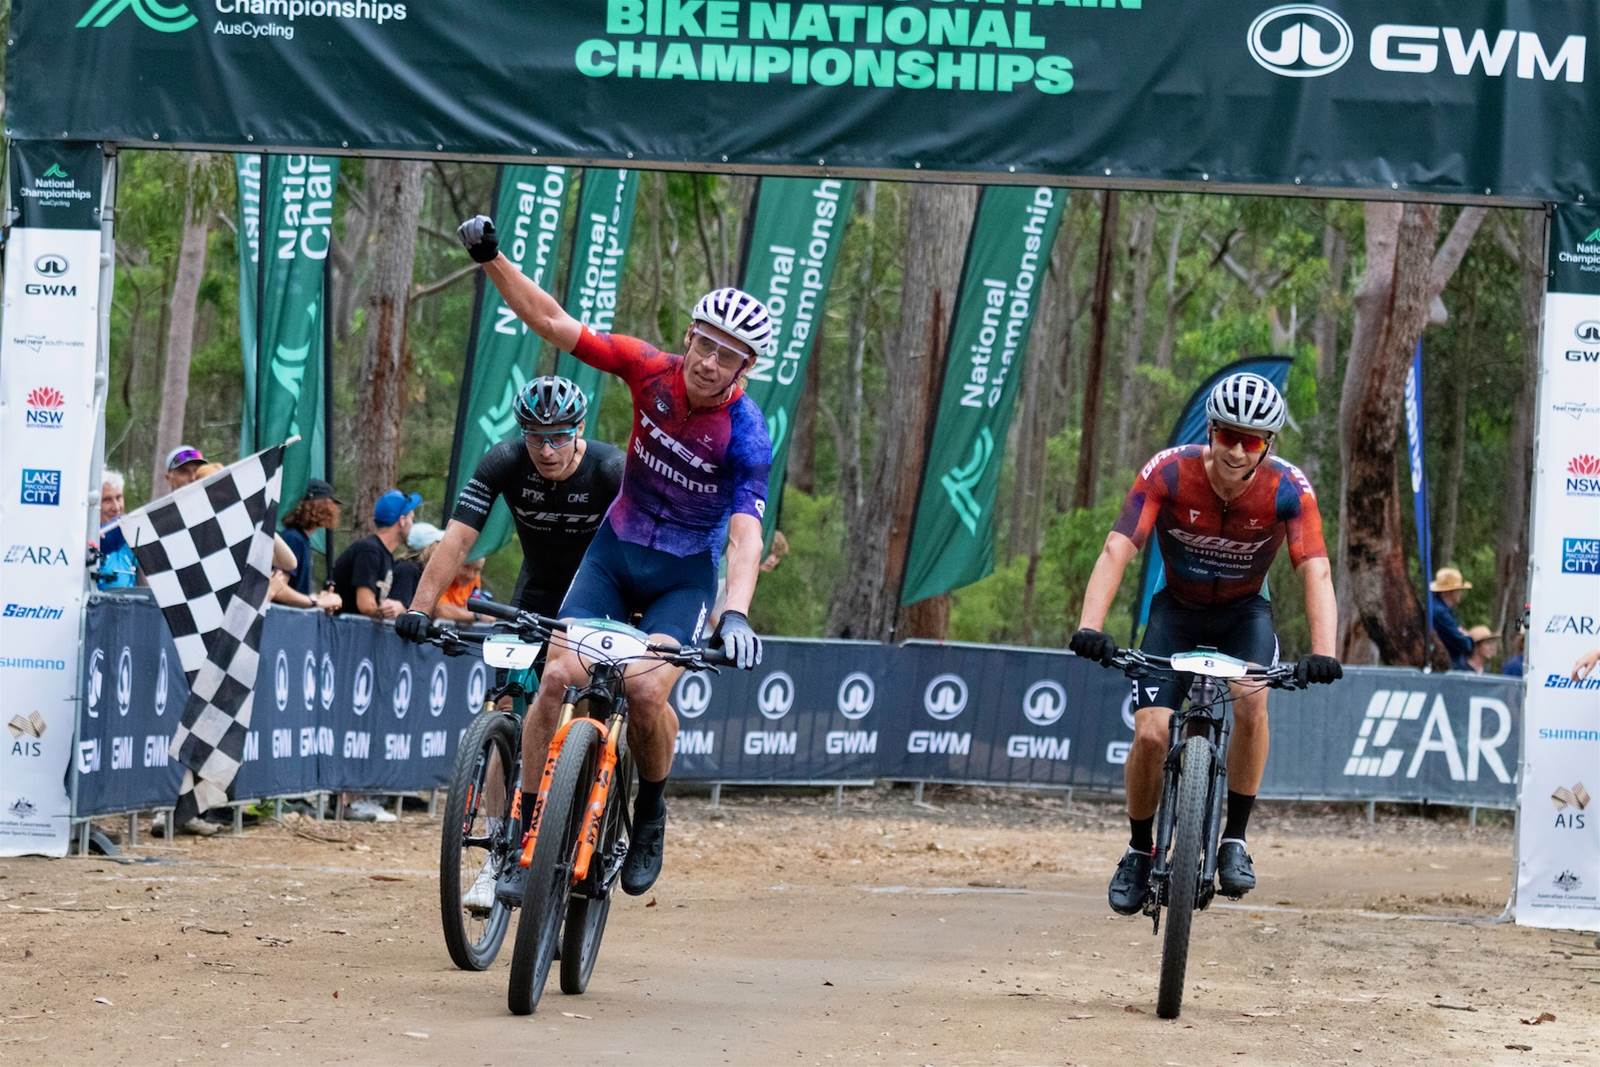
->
xmin=1169 ymin=650 xmax=1250 ymax=678
xmin=483 ymin=635 xmax=541 ymax=671
xmin=567 ymin=619 xmax=652 ymax=669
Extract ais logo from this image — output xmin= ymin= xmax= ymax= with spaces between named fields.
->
xmin=1566 ymin=455 xmax=1600 ymax=498
xmin=25 ymin=387 xmax=64 ymax=429
xmin=1551 ymin=782 xmax=1589 ymax=830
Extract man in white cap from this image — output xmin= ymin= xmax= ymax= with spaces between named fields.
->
xmin=1429 ymin=566 xmax=1474 ymax=671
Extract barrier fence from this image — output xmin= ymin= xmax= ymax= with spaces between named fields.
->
xmin=74 ymin=595 xmax=1524 ymax=819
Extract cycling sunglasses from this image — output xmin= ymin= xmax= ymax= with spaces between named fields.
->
xmin=1210 ymin=423 xmax=1272 ymax=454
xmin=687 ymin=326 xmax=752 ymax=370
xmin=522 ymin=426 xmax=580 ymax=450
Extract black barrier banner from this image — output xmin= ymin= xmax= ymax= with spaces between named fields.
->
xmin=9 ymin=3 xmax=1595 ymax=204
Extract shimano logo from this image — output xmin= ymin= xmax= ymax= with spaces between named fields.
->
xmin=836 ymin=672 xmax=875 ymax=720
xmin=1539 ymin=727 xmax=1600 ymax=743
xmin=1248 ymin=5 xmax=1353 ymax=78
xmin=923 ymin=674 xmax=968 ymax=721
xmin=1020 ymin=680 xmax=1067 ymax=727
xmin=756 ymin=671 xmax=795 ymax=720
xmin=1344 ymin=690 xmax=1512 ymax=783
xmin=673 ymin=672 xmax=712 ymax=719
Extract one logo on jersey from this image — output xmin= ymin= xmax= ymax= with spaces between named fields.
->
xmin=923 ymin=674 xmax=968 ymax=721
xmin=836 ymin=672 xmax=875 ymax=720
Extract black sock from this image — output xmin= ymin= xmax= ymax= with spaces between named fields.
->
xmin=1222 ymin=790 xmax=1256 ymax=842
xmin=1128 ymin=815 xmax=1155 ymax=854
xmin=635 ymin=775 xmax=667 ymax=822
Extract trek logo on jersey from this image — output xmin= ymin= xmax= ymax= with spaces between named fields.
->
xmin=1566 ymin=455 xmax=1600 ymax=497
xmin=1562 ymin=537 xmax=1600 ymax=575
xmin=1168 ymin=529 xmax=1271 ymax=555
xmin=637 ymin=412 xmax=718 ymax=473
xmin=633 ymin=412 xmax=721 ymax=494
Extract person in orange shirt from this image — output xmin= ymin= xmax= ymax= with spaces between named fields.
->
xmin=421 ymin=541 xmax=487 ymax=624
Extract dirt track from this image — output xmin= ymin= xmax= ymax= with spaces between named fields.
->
xmin=1 ymin=789 xmax=1596 ymax=1067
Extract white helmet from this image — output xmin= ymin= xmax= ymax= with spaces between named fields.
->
xmin=1206 ymin=372 xmax=1286 ymax=434
xmin=691 ymin=287 xmax=773 ymax=358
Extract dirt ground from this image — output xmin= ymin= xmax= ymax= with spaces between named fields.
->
xmin=1 ymin=788 xmax=1595 ymax=1067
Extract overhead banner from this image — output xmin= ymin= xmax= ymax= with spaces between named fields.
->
xmin=235 ymin=153 xmax=263 ymax=455
xmin=554 ymin=168 xmax=640 ymax=421
xmin=445 ymin=165 xmax=573 ymax=557
xmin=739 ymin=177 xmax=855 ymax=541
xmin=0 ymin=141 xmax=106 ymax=857
xmin=901 ymin=186 xmax=1064 ymax=605
xmin=11 ymin=3 xmax=1597 ymax=204
xmin=254 ymin=154 xmax=337 ymax=513
xmin=1516 ymin=203 xmax=1600 ymax=932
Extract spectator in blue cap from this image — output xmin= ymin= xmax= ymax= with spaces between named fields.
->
xmin=330 ymin=488 xmax=420 ymax=621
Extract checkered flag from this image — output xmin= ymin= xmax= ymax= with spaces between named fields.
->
xmin=119 ymin=445 xmax=285 ymax=823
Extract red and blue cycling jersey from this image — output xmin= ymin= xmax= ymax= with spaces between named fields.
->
xmin=1113 ymin=444 xmax=1327 ymax=606
xmin=568 ymin=327 xmax=772 ymax=560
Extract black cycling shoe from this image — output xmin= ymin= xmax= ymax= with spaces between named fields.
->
xmin=495 ymin=857 xmax=529 ymax=906
xmin=621 ymin=810 xmax=667 ymax=896
xmin=1108 ymin=848 xmax=1154 ymax=915
xmin=1217 ymin=840 xmax=1256 ymax=898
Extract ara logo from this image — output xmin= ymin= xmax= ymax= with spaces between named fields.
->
xmin=76 ymin=0 xmax=197 ymax=33
xmin=673 ymin=673 xmax=712 ymax=719
xmin=393 ymin=664 xmax=413 ymax=720
xmin=274 ymin=650 xmax=290 ymax=712
xmin=429 ymin=663 xmax=449 ymax=718
xmin=940 ymin=428 xmax=995 ymax=535
xmin=923 ymin=674 xmax=969 ymax=721
xmin=302 ymin=652 xmax=318 ymax=711
xmin=836 ymin=672 xmax=876 ymax=721
xmin=467 ymin=663 xmax=488 ymax=712
xmin=5 ymin=544 xmax=69 ymax=566
xmin=756 ymin=671 xmax=795 ymax=720
xmin=86 ymin=649 xmax=104 ymax=718
xmin=1248 ymin=4 xmax=1353 ymax=78
xmin=1578 ymin=321 xmax=1600 ymax=345
xmin=1343 ymin=690 xmax=1513 ymax=783
xmin=154 ymin=649 xmax=169 ymax=717
xmin=320 ymin=654 xmax=336 ymax=710
xmin=1546 ymin=613 xmax=1598 ymax=636
xmin=33 ymin=254 xmax=68 ymax=277
xmin=116 ymin=647 xmax=133 ymax=717
xmin=352 ymin=659 xmax=375 ymax=716
xmin=1021 ymin=680 xmax=1067 ymax=727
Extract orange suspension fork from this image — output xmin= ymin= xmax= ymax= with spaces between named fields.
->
xmin=572 ymin=718 xmax=623 ymax=883
xmin=518 ymin=715 xmax=610 ymax=868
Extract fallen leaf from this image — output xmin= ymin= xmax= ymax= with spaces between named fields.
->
xmin=1065 ymin=1014 xmax=1095 ymax=1021
xmin=1505 ymin=1044 xmax=1533 ymax=1052
xmin=1123 ymin=1005 xmax=1146 ymax=1014
xmin=1520 ymin=1012 xmax=1556 ymax=1026
xmin=369 ymin=875 xmax=404 ymax=882
xmin=402 ymin=1031 xmax=429 ymax=1039
xmin=561 ymin=1012 xmax=592 ymax=1020
xmin=93 ymin=997 xmax=112 ymax=1006
xmin=645 ymin=898 xmax=658 ymax=908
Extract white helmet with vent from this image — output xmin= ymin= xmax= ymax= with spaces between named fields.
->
xmin=1206 ymin=372 xmax=1286 ymax=434
xmin=691 ymin=287 xmax=773 ymax=358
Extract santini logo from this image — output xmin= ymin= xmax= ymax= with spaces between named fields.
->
xmin=1248 ymin=5 xmax=1353 ymax=77
xmin=77 ymin=0 xmax=197 ymax=32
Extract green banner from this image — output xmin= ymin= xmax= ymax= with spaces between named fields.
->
xmin=235 ymin=153 xmax=262 ymax=456
xmin=901 ymin=186 xmax=1066 ymax=605
xmin=7 ymin=141 xmax=102 ymax=230
xmin=446 ymin=164 xmax=574 ymax=558
xmin=554 ymin=168 xmax=640 ymax=422
xmin=739 ymin=177 xmax=854 ymax=540
xmin=254 ymin=154 xmax=336 ymax=514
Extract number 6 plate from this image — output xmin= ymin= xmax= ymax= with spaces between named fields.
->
xmin=568 ymin=619 xmax=651 ymax=668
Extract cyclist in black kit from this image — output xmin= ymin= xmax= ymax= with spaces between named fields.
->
xmin=398 ymin=375 xmax=622 ymax=909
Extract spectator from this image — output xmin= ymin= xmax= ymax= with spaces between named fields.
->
xmin=191 ymin=461 xmax=224 ymax=480
xmin=1465 ymin=625 xmax=1499 ymax=674
xmin=331 ymin=489 xmax=418 ymax=621
xmin=269 ymin=532 xmax=341 ymax=613
xmin=422 ymin=540 xmax=486 ymax=624
xmin=96 ymin=470 xmax=138 ymax=590
xmin=760 ymin=529 xmax=790 ymax=573
xmin=1428 ymin=567 xmax=1475 ymax=671
xmin=390 ymin=521 xmax=443 ymax=609
xmin=163 ymin=445 xmax=207 ymax=491
xmin=280 ymin=478 xmax=344 ymax=603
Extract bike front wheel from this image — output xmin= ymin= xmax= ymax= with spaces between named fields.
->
xmin=507 ymin=719 xmax=600 ymax=1016
xmin=560 ymin=739 xmax=633 ymax=995
xmin=1157 ymin=734 xmax=1214 ymax=1020
xmin=439 ymin=710 xmax=519 ymax=971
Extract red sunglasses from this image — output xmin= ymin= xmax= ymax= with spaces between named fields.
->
xmin=1210 ymin=424 xmax=1272 ymax=454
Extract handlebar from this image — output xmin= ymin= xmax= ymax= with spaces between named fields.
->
xmin=1106 ymin=647 xmax=1304 ymax=690
xmin=426 ymin=604 xmax=738 ymax=673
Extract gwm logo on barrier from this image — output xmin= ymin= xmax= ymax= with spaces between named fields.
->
xmin=835 ymin=672 xmax=875 ymax=720
xmin=673 ymin=673 xmax=712 ymax=719
xmin=1009 ymin=680 xmax=1071 ymax=761
xmin=912 ymin=674 xmax=971 ymax=756
xmin=274 ymin=650 xmax=290 ymax=712
xmin=1248 ymin=5 xmax=1353 ymax=78
xmin=428 ymin=663 xmax=449 ymax=718
xmin=154 ymin=649 xmax=169 ymax=717
xmin=352 ymin=658 xmax=375 ymax=716
xmin=746 ymin=671 xmax=798 ymax=756
xmin=77 ymin=0 xmax=197 ymax=33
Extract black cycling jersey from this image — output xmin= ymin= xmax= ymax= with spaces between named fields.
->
xmin=453 ymin=438 xmax=625 ymax=613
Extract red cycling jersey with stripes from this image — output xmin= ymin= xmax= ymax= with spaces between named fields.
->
xmin=1113 ymin=444 xmax=1327 ymax=606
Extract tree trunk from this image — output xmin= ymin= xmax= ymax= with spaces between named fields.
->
xmin=1491 ymin=209 xmax=1545 ymax=634
xmin=827 ymin=183 xmax=977 ymax=641
xmin=1436 ymin=357 xmax=1469 ymax=568
xmin=788 ymin=322 xmax=821 ymax=493
xmin=151 ymin=156 xmax=210 ymax=493
xmin=1072 ymin=190 xmax=1120 ymax=510
xmin=1113 ymin=199 xmax=1157 ymax=472
xmin=1313 ymin=219 xmax=1347 ymax=383
xmin=836 ymin=182 xmax=877 ymax=524
xmin=353 ymin=160 xmax=426 ymax=525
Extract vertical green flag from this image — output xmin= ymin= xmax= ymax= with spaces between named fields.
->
xmin=901 ymin=186 xmax=1066 ymax=605
xmin=738 ymin=177 xmax=854 ymax=541
xmin=445 ymin=164 xmax=573 ymax=558
xmin=554 ymin=168 xmax=639 ymax=421
xmin=235 ymin=153 xmax=263 ymax=456
xmin=255 ymin=154 xmax=337 ymax=513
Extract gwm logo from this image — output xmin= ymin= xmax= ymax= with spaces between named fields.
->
xmin=393 ymin=664 xmax=413 ymax=720
xmin=352 ymin=659 xmax=375 ymax=716
xmin=25 ymin=387 xmax=65 ymax=429
xmin=302 ymin=652 xmax=318 ymax=711
xmin=76 ymin=0 xmax=197 ymax=33
xmin=835 ymin=672 xmax=875 ymax=720
xmin=756 ymin=671 xmax=795 ymax=720
xmin=116 ymin=647 xmax=133 ymax=717
xmin=673 ymin=673 xmax=712 ymax=719
xmin=154 ymin=649 xmax=169 ymax=717
xmin=429 ymin=664 xmax=449 ymax=718
xmin=1576 ymin=321 xmax=1600 ymax=344
xmin=274 ymin=650 xmax=290 ymax=712
xmin=923 ymin=674 xmax=969 ymax=721
xmin=1021 ymin=680 xmax=1067 ymax=727
xmin=467 ymin=663 xmax=488 ymax=712
xmin=320 ymin=654 xmax=336 ymax=710
xmin=1568 ymin=455 xmax=1600 ymax=497
xmin=32 ymin=255 xmax=68 ymax=278
xmin=87 ymin=649 xmax=104 ymax=718
xmin=1248 ymin=5 xmax=1353 ymax=78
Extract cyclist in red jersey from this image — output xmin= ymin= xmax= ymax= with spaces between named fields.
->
xmin=1070 ymin=372 xmax=1342 ymax=912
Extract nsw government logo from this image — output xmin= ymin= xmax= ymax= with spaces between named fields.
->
xmin=1561 ymin=537 xmax=1600 ymax=575
xmin=1247 ymin=4 xmax=1353 ymax=78
xmin=1566 ymin=455 xmax=1600 ymax=497
xmin=25 ymin=387 xmax=65 ymax=429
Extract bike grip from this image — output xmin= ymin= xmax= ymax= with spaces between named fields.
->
xmin=698 ymin=647 xmax=739 ymax=668
xmin=466 ymin=597 xmax=522 ymax=622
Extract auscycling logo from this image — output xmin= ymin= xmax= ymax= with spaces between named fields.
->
xmin=941 ymin=428 xmax=995 ymax=535
xmin=77 ymin=0 xmax=197 ymax=32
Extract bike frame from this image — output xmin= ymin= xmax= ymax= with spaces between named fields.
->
xmin=1147 ymin=675 xmax=1232 ymax=925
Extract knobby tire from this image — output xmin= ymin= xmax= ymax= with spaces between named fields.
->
xmin=560 ymin=742 xmax=633 ymax=995
xmin=1157 ymin=735 xmax=1214 ymax=1020
xmin=439 ymin=710 xmax=519 ymax=972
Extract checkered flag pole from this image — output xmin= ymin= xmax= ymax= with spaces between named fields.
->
xmin=118 ymin=443 xmax=287 ymax=822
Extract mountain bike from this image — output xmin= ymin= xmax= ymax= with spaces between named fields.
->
xmin=1102 ymin=646 xmax=1304 ymax=1020
xmin=439 ymin=600 xmax=733 ymax=1016
xmin=431 ymin=624 xmax=541 ymax=972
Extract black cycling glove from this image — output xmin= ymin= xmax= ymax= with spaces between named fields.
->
xmin=457 ymin=215 xmax=499 ymax=264
xmin=1295 ymin=653 xmax=1342 ymax=686
xmin=395 ymin=610 xmax=431 ymax=643
xmin=1069 ymin=627 xmax=1118 ymax=667
xmin=713 ymin=610 xmax=762 ymax=670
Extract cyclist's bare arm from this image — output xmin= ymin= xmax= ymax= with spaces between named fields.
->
xmin=721 ymin=513 xmax=763 ymax=616
xmin=1296 ymin=556 xmax=1337 ymax=657
xmin=1077 ymin=532 xmax=1139 ymax=631
xmin=410 ymin=520 xmax=480 ymax=619
xmin=482 ymin=256 xmax=583 ymax=352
